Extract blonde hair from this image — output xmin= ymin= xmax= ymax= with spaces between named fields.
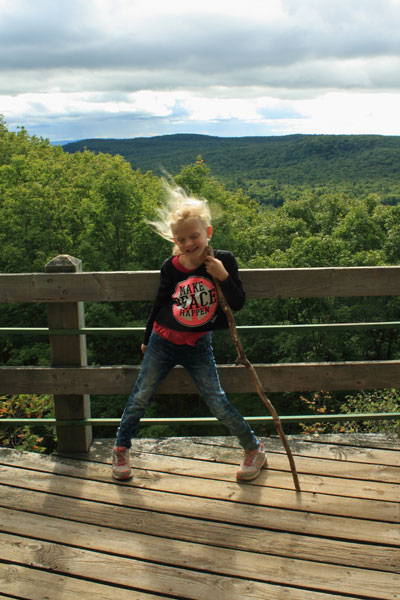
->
xmin=147 ymin=183 xmax=211 ymax=253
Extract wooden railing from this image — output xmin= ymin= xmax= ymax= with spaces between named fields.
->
xmin=1 ymin=255 xmax=400 ymax=452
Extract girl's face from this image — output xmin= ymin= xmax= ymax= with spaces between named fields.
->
xmin=172 ymin=217 xmax=212 ymax=261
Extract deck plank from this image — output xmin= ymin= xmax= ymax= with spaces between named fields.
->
xmin=0 ymin=532 xmax=362 ymax=600
xmin=0 ymin=513 xmax=398 ymax=599
xmin=0 ymin=435 xmax=399 ymax=600
xmin=1 ymin=473 xmax=397 ymax=547
xmin=0 ymin=484 xmax=398 ymax=566
xmin=129 ymin=436 xmax=400 ymax=478
xmin=0 ymin=563 xmax=173 ymax=600
xmin=2 ymin=444 xmax=400 ymax=500
xmin=50 ymin=440 xmax=400 ymax=488
xmin=171 ymin=434 xmax=400 ymax=465
xmin=0 ymin=457 xmax=398 ymax=522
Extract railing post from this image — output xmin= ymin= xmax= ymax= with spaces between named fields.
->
xmin=45 ymin=255 xmax=92 ymax=452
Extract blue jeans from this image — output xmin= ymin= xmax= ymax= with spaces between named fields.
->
xmin=116 ymin=331 xmax=259 ymax=450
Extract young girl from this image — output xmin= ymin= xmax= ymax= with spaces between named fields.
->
xmin=112 ymin=187 xmax=266 ymax=482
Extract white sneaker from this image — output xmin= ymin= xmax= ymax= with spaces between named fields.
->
xmin=236 ymin=443 xmax=267 ymax=481
xmin=112 ymin=446 xmax=132 ymax=480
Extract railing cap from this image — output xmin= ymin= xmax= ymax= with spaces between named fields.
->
xmin=45 ymin=255 xmax=82 ymax=273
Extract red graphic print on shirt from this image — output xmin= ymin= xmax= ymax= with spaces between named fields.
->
xmin=172 ymin=276 xmax=218 ymax=327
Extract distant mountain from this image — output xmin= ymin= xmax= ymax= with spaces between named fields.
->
xmin=50 ymin=140 xmax=79 ymax=146
xmin=63 ymin=133 xmax=400 ymax=205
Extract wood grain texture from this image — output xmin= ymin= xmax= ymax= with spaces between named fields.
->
xmin=3 ymin=360 xmax=400 ymax=394
xmin=0 ymin=435 xmax=399 ymax=599
xmin=2 ymin=265 xmax=400 ymax=303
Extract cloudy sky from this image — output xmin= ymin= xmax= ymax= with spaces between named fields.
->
xmin=1 ymin=0 xmax=400 ymax=141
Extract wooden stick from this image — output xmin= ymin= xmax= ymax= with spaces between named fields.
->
xmin=207 ymin=246 xmax=301 ymax=492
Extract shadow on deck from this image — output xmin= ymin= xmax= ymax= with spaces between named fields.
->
xmin=0 ymin=434 xmax=399 ymax=599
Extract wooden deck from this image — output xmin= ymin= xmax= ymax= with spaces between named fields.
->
xmin=0 ymin=433 xmax=399 ymax=599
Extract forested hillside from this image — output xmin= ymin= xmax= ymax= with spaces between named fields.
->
xmin=1 ymin=118 xmax=399 ymax=449
xmin=64 ymin=133 xmax=400 ymax=206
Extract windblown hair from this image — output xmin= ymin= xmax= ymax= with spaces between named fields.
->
xmin=147 ymin=183 xmax=212 ymax=254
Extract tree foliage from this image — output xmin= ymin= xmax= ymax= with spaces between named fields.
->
xmin=1 ymin=118 xmax=400 ymax=447
xmin=64 ymin=132 xmax=400 ymax=206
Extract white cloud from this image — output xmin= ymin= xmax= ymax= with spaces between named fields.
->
xmin=292 ymin=92 xmax=400 ymax=135
xmin=1 ymin=0 xmax=400 ymax=139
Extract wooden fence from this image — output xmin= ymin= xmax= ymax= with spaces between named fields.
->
xmin=1 ymin=254 xmax=400 ymax=452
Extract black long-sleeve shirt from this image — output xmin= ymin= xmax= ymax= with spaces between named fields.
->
xmin=143 ymin=250 xmax=245 ymax=345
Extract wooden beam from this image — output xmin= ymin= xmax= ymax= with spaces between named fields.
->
xmin=0 ymin=271 xmax=160 ymax=303
xmin=45 ymin=255 xmax=92 ymax=452
xmin=242 ymin=266 xmax=400 ymax=298
xmin=2 ymin=360 xmax=400 ymax=394
xmin=2 ymin=266 xmax=400 ymax=303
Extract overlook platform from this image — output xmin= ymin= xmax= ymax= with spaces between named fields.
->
xmin=0 ymin=433 xmax=399 ymax=599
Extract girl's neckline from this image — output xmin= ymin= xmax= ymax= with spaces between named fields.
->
xmin=172 ymin=254 xmax=203 ymax=273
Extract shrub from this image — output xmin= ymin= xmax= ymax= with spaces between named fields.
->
xmin=299 ymin=389 xmax=400 ymax=436
xmin=0 ymin=394 xmax=56 ymax=453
